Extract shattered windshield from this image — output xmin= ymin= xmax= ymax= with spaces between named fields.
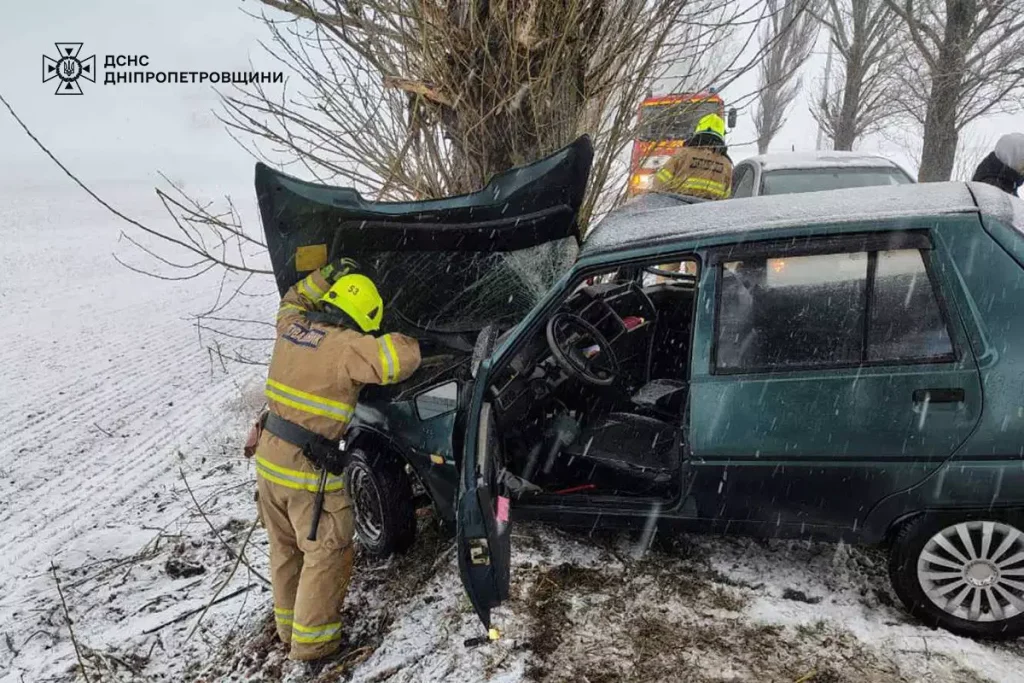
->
xmin=367 ymin=237 xmax=578 ymax=333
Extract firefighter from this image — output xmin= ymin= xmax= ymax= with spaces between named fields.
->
xmin=652 ymin=112 xmax=734 ymax=198
xmin=253 ymin=258 xmax=420 ymax=663
xmin=651 ymin=113 xmax=733 ymax=277
xmin=972 ymin=133 xmax=1024 ymax=196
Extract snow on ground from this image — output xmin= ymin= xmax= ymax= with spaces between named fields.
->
xmin=0 ymin=187 xmax=274 ymax=683
xmin=3 ymin=186 xmax=1024 ymax=683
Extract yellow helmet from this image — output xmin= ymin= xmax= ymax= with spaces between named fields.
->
xmin=694 ymin=113 xmax=726 ymax=140
xmin=321 ymin=273 xmax=384 ymax=332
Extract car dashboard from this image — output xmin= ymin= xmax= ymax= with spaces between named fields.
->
xmin=488 ymin=280 xmax=657 ymax=426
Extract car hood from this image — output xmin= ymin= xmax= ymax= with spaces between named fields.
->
xmin=256 ymin=137 xmax=593 ymax=340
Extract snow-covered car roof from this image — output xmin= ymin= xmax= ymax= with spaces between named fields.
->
xmin=582 ymin=181 xmax=990 ymax=257
xmin=740 ymin=150 xmax=906 ymax=172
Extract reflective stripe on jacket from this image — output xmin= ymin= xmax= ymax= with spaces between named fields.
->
xmin=653 ymin=145 xmax=734 ymax=199
xmin=257 ymin=266 xmax=422 ymax=491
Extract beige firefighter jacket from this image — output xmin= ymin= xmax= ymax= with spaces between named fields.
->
xmin=652 ymin=145 xmax=733 ymax=199
xmin=255 ymin=267 xmax=421 ymax=494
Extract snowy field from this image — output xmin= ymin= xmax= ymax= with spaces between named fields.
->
xmin=3 ymin=187 xmax=1024 ymax=683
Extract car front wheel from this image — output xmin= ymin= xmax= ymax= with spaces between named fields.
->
xmin=889 ymin=513 xmax=1024 ymax=639
xmin=345 ymin=447 xmax=416 ymax=558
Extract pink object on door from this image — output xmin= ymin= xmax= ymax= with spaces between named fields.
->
xmin=496 ymin=496 xmax=510 ymax=522
xmin=622 ymin=315 xmax=644 ymax=330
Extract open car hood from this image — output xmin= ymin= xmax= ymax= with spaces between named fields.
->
xmin=256 ymin=137 xmax=593 ymax=339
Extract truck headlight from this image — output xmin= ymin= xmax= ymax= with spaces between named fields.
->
xmin=631 ymin=174 xmax=653 ymax=190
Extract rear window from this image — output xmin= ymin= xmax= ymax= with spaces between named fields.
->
xmin=761 ymin=167 xmax=912 ymax=196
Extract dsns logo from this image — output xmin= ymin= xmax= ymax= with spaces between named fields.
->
xmin=42 ymin=43 xmax=96 ymax=95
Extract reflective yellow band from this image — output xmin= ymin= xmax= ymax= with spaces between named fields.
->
xmin=264 ymin=380 xmax=353 ymax=423
xmin=385 ymin=335 xmax=401 ymax=381
xmin=291 ymin=620 xmax=342 ymax=644
xmin=266 ymin=379 xmax=352 ymax=413
xmin=274 ymin=607 xmax=294 ymax=626
xmin=277 ymin=303 xmax=307 ymax=318
xmin=377 ymin=335 xmax=400 ymax=384
xmin=264 ymin=387 xmax=352 ymax=423
xmin=680 ymin=177 xmax=728 ymax=197
xmin=298 ymin=274 xmax=325 ymax=301
xmin=655 ymin=167 xmax=673 ymax=183
xmin=256 ymin=456 xmax=344 ymax=492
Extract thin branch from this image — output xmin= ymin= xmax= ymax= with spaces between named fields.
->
xmin=141 ymin=584 xmax=257 ymax=635
xmin=179 ymin=466 xmax=271 ymax=588
xmin=186 ymin=517 xmax=260 ymax=642
xmin=51 ymin=562 xmax=91 ymax=683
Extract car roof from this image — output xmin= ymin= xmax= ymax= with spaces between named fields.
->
xmin=738 ymin=150 xmax=903 ymax=172
xmin=581 ymin=181 xmax=991 ymax=257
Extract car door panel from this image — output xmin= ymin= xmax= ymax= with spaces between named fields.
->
xmin=456 ymin=392 xmax=511 ymax=630
xmin=689 ymin=362 xmax=982 ymax=528
xmin=688 ymin=232 xmax=983 ymax=532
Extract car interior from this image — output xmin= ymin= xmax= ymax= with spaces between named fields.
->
xmin=486 ymin=258 xmax=698 ymax=501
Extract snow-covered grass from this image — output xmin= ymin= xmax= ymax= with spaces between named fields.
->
xmin=3 ymin=187 xmax=1023 ymax=683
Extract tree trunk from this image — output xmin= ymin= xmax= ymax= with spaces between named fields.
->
xmin=917 ymin=0 xmax=974 ymax=182
xmin=833 ymin=60 xmax=863 ymax=150
xmin=918 ymin=94 xmax=960 ymax=181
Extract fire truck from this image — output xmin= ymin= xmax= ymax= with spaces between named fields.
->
xmin=627 ymin=90 xmax=737 ymax=197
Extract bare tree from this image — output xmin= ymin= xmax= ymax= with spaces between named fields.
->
xmin=888 ymin=0 xmax=1024 ymax=181
xmin=755 ymin=0 xmax=821 ymax=154
xmin=951 ymin=126 xmax=994 ymax=181
xmin=4 ymin=0 xmax=776 ymax=365
xmin=228 ymin=0 xmax=762 ymax=226
xmin=811 ymin=0 xmax=902 ymax=150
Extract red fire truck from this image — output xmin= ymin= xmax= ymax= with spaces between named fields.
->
xmin=627 ymin=91 xmax=736 ymax=196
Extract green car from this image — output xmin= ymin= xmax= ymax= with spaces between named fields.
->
xmin=257 ymin=137 xmax=1024 ymax=640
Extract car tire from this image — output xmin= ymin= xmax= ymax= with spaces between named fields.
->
xmin=889 ymin=512 xmax=1024 ymax=639
xmin=345 ymin=446 xmax=416 ymax=558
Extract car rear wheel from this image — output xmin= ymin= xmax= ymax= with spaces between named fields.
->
xmin=345 ymin=447 xmax=416 ymax=558
xmin=889 ymin=513 xmax=1024 ymax=639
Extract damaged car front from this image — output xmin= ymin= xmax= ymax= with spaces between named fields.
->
xmin=256 ymin=136 xmax=593 ymax=557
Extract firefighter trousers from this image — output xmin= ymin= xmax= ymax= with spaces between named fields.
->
xmin=256 ymin=476 xmax=355 ymax=661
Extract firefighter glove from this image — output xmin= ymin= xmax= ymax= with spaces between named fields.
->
xmin=320 ymin=257 xmax=362 ymax=285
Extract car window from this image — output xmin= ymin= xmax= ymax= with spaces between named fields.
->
xmin=717 ymin=252 xmax=868 ymax=370
xmin=760 ymin=167 xmax=912 ymax=196
xmin=732 ymin=166 xmax=754 ymax=198
xmin=716 ymin=246 xmax=954 ymax=372
xmin=868 ymin=249 xmax=954 ymax=361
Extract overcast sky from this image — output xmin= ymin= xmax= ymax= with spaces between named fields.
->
xmin=2 ymin=1 xmax=1022 ymax=196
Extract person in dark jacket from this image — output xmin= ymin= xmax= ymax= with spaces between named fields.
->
xmin=972 ymin=133 xmax=1024 ymax=196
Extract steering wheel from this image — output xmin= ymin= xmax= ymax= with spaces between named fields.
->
xmin=545 ymin=312 xmax=619 ymax=387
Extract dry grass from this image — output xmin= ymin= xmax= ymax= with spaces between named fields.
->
xmin=513 ymin=528 xmax=996 ymax=683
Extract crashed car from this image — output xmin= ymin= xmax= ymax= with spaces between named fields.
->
xmin=257 ymin=137 xmax=1024 ymax=640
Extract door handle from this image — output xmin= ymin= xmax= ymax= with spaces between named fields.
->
xmin=913 ymin=388 xmax=965 ymax=404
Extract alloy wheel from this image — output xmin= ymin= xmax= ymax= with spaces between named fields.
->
xmin=917 ymin=520 xmax=1024 ymax=622
xmin=349 ymin=465 xmax=385 ymax=544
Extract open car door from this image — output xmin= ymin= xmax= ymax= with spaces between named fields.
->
xmin=457 ymin=387 xmax=511 ymax=634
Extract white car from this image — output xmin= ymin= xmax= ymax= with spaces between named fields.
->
xmin=731 ymin=151 xmax=915 ymax=198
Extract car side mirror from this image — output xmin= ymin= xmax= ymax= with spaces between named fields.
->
xmin=415 ymin=381 xmax=459 ymax=420
xmin=471 ymin=324 xmax=500 ymax=379
xmin=727 ymin=108 xmax=738 ymax=129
